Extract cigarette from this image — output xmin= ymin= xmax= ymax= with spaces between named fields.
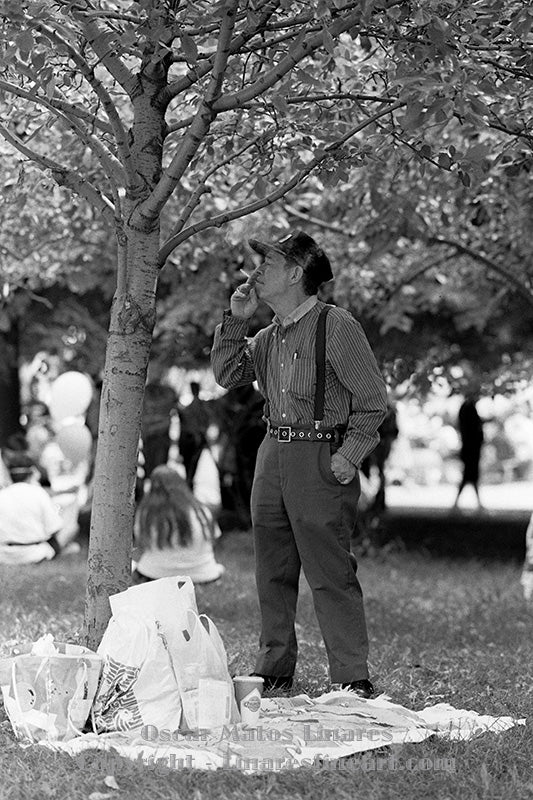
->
xmin=240 ymin=264 xmax=263 ymax=288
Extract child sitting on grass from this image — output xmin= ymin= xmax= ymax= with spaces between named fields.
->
xmin=132 ymin=464 xmax=225 ymax=584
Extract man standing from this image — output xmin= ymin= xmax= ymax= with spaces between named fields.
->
xmin=211 ymin=231 xmax=387 ymax=697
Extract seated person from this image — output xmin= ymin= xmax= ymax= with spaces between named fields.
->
xmin=0 ymin=449 xmax=11 ymax=489
xmin=521 ymin=511 xmax=533 ymax=601
xmin=0 ymin=453 xmax=64 ymax=565
xmin=133 ymin=465 xmax=225 ymax=584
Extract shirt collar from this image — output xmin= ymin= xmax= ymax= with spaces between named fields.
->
xmin=274 ymin=295 xmax=318 ymax=328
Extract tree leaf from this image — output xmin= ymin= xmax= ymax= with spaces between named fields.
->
xmin=45 ymin=77 xmax=56 ymax=99
xmin=16 ymin=29 xmax=34 ymax=54
xmin=438 ymin=153 xmax=453 ymax=169
xmin=180 ymin=32 xmax=198 ymax=63
xmin=271 ymin=93 xmax=289 ymax=114
xmin=31 ymin=50 xmax=46 ymax=71
xmin=316 ymin=0 xmax=330 ymax=19
xmin=253 ymin=176 xmax=267 ymax=198
xmin=321 ymin=26 xmax=336 ymax=56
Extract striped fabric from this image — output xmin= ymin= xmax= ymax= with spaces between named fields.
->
xmin=211 ymin=299 xmax=387 ymax=467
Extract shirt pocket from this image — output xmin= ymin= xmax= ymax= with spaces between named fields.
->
xmin=289 ymin=357 xmax=316 ymax=401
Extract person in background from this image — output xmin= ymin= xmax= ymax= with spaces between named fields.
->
xmin=21 ymin=403 xmax=54 ymax=487
xmin=453 ymin=390 xmax=485 ymax=510
xmin=0 ymin=453 xmax=75 ymax=565
xmin=0 ymin=449 xmax=11 ymax=489
xmin=132 ymin=465 xmax=225 ymax=584
xmin=211 ymin=229 xmax=387 ymax=698
xmin=520 ymin=511 xmax=533 ymax=601
xmin=178 ymin=381 xmax=210 ymax=489
xmin=360 ymin=401 xmax=399 ymax=512
xmin=141 ymin=380 xmax=178 ymax=481
xmin=214 ymin=384 xmax=266 ymax=530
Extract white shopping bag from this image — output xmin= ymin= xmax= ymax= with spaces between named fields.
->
xmin=0 ymin=640 xmax=102 ymax=743
xmin=176 ymin=609 xmax=240 ymax=731
xmin=93 ymin=575 xmax=238 ymax=736
xmin=109 ymin=575 xmax=198 ymax=621
xmin=92 ymin=612 xmax=184 ymax=735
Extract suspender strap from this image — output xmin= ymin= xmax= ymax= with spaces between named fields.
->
xmin=313 ymin=305 xmax=331 ymax=427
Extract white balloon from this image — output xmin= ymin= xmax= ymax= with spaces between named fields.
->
xmin=49 ymin=372 xmax=93 ymax=421
xmin=56 ymin=421 xmax=93 ymax=466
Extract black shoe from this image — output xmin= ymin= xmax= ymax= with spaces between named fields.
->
xmin=340 ymin=679 xmax=374 ymax=698
xmin=251 ymin=673 xmax=293 ymax=691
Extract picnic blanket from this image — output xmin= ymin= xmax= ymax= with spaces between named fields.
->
xmin=38 ymin=690 xmax=524 ymax=773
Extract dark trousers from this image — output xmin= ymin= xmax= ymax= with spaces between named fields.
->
xmin=179 ymin=434 xmax=206 ymax=488
xmin=251 ymin=436 xmax=369 ymax=684
xmin=142 ymin=432 xmax=170 ymax=478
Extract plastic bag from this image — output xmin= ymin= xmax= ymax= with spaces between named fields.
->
xmin=0 ymin=638 xmax=102 ymax=743
xmin=93 ymin=576 xmax=203 ymax=736
xmin=109 ymin=575 xmax=198 ymax=622
xmin=176 ymin=609 xmax=240 ymax=731
xmin=92 ymin=611 xmax=184 ymax=735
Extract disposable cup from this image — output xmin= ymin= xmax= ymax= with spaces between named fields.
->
xmin=233 ymin=675 xmax=264 ymax=725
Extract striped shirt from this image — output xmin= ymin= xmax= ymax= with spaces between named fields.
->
xmin=211 ymin=298 xmax=387 ymax=467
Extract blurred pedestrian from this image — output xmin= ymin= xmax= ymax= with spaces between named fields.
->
xmin=132 ymin=465 xmax=225 ymax=584
xmin=141 ymin=380 xmax=178 ymax=479
xmin=453 ymin=390 xmax=484 ymax=509
xmin=178 ymin=381 xmax=210 ymax=489
xmin=214 ymin=384 xmax=266 ymax=530
xmin=360 ymin=401 xmax=399 ymax=512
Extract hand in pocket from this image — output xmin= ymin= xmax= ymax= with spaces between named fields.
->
xmin=330 ymin=452 xmax=356 ymax=485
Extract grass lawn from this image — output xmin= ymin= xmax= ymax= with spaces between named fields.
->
xmin=1 ymin=530 xmax=532 ymax=800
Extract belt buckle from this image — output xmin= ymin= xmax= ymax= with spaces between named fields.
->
xmin=277 ymin=426 xmax=292 ymax=442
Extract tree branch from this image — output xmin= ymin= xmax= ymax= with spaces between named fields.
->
xmin=0 ymin=124 xmax=115 ymax=225
xmin=283 ymin=206 xmax=533 ymax=311
xmin=163 ymin=129 xmax=274 ymax=241
xmin=158 ymin=101 xmax=404 ymax=265
xmin=0 ymin=80 xmax=125 ymax=186
xmin=75 ymin=15 xmax=139 ymax=97
xmin=10 ymin=60 xmax=114 ymax=136
xmin=382 ymin=253 xmax=456 ymax=300
xmin=166 ymin=91 xmax=395 ymax=135
xmin=132 ymin=0 xmax=240 ymax=230
xmin=286 ymin=91 xmax=398 ymax=106
xmin=29 ymin=18 xmax=135 ymax=184
xmin=429 ymin=237 xmax=533 ymax=310
xmin=212 ymin=9 xmax=363 ymax=113
xmin=1 ymin=281 xmax=54 ymax=309
xmin=284 ymin=203 xmax=359 ymax=237
xmin=159 ymin=0 xmax=281 ymax=105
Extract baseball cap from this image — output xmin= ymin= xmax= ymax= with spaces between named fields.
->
xmin=248 ymin=230 xmax=333 ymax=284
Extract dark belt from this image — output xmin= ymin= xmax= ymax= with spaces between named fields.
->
xmin=267 ymin=424 xmax=345 ymax=443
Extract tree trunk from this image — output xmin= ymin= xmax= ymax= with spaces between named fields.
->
xmin=83 ymin=226 xmax=159 ymax=650
xmin=82 ymin=59 xmax=171 ymax=648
